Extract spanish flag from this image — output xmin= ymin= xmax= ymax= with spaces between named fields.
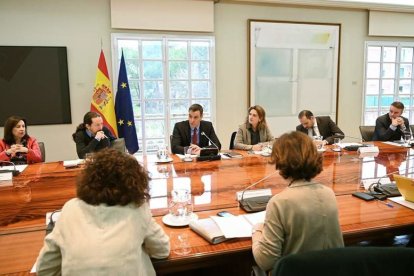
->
xmin=90 ymin=50 xmax=118 ymax=137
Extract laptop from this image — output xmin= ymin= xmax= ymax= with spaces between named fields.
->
xmin=393 ymin=174 xmax=414 ymax=202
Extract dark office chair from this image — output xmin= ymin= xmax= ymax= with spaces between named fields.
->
xmin=359 ymin=125 xmax=375 ymax=141
xmin=111 ymin=138 xmax=126 ymax=153
xmin=38 ymin=141 xmax=46 ymax=162
xmin=229 ymin=131 xmax=237 ymax=150
xmin=271 ymin=247 xmax=414 ymax=276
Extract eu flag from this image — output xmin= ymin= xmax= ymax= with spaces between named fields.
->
xmin=115 ymin=51 xmax=139 ymax=154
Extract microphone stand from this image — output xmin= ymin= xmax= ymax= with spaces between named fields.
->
xmin=239 ymin=171 xmax=278 ymax=213
xmin=198 ymin=132 xmax=221 ymax=161
xmin=0 ymin=160 xmax=20 ymax=176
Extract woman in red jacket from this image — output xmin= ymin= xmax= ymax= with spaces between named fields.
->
xmin=0 ymin=116 xmax=42 ymax=164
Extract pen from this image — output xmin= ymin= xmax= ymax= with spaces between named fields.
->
xmin=376 ymin=199 xmax=393 ymax=208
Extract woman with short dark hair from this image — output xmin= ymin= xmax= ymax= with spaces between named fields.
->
xmin=36 ymin=148 xmax=170 ymax=275
xmin=0 ymin=115 xmax=42 ymax=164
xmin=252 ymin=131 xmax=343 ymax=273
xmin=234 ymin=105 xmax=274 ymax=151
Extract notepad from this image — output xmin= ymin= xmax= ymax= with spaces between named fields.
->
xmin=211 ymin=211 xmax=266 ymax=238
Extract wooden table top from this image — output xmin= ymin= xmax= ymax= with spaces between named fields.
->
xmin=1 ymin=142 xmax=414 ymax=275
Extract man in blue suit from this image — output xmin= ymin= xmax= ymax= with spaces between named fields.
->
xmin=373 ymin=101 xmax=410 ymax=141
xmin=171 ymin=104 xmax=221 ymax=154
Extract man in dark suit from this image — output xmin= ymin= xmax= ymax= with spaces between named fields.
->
xmin=171 ymin=104 xmax=221 ymax=154
xmin=296 ymin=110 xmax=344 ymax=145
xmin=373 ymin=101 xmax=410 ymax=141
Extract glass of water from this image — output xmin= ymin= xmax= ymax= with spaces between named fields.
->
xmin=183 ymin=146 xmax=192 ymax=162
xmin=313 ymin=136 xmax=324 ymax=150
xmin=169 ymin=189 xmax=193 ymax=219
xmin=333 ymin=138 xmax=341 ymax=152
xmin=404 ymin=132 xmax=411 ymax=147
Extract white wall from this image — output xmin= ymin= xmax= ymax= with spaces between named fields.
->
xmin=0 ymin=0 xmax=113 ymax=161
xmin=214 ymin=3 xmax=367 ymax=143
xmin=1 ymin=0 xmax=414 ymax=161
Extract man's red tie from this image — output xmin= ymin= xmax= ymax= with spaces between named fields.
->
xmin=192 ymin=128 xmax=198 ymax=145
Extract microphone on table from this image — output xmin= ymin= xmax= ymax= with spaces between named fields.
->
xmin=197 ymin=132 xmax=221 ymax=162
xmin=333 ymin=133 xmax=370 ymax=151
xmin=0 ymin=160 xmax=20 ymax=176
xmin=368 ymin=165 xmax=414 ymax=197
xmin=201 ymin=131 xmax=219 ymax=149
xmin=238 ymin=171 xmax=278 ymax=213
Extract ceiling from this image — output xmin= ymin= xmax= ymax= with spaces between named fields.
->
xmin=216 ymin=0 xmax=414 ymax=12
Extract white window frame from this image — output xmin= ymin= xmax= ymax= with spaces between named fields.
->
xmin=111 ymin=33 xmax=216 ymax=154
xmin=362 ymin=41 xmax=414 ymax=125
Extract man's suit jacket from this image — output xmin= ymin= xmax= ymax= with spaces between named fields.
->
xmin=296 ymin=116 xmax=344 ymax=145
xmin=372 ymin=113 xmax=410 ymax=141
xmin=171 ymin=120 xmax=221 ymax=154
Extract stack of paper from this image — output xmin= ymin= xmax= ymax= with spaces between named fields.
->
xmin=63 ymin=159 xmax=83 ymax=168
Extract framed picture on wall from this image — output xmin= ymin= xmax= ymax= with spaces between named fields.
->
xmin=248 ymin=20 xmax=341 ymax=136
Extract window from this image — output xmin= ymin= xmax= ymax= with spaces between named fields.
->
xmin=363 ymin=42 xmax=414 ymax=125
xmin=111 ymin=34 xmax=215 ymax=154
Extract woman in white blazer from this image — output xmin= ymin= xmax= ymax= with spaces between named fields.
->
xmin=36 ymin=148 xmax=170 ymax=276
xmin=234 ymin=105 xmax=274 ymax=151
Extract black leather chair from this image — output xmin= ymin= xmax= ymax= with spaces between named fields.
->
xmin=359 ymin=125 xmax=375 ymax=141
xmin=38 ymin=141 xmax=45 ymax=162
xmin=229 ymin=131 xmax=237 ymax=150
xmin=272 ymin=247 xmax=414 ymax=276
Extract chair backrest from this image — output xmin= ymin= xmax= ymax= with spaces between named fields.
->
xmin=273 ymin=247 xmax=414 ymax=276
xmin=359 ymin=125 xmax=375 ymax=141
xmin=38 ymin=141 xmax=45 ymax=162
xmin=229 ymin=131 xmax=237 ymax=150
xmin=111 ymin=138 xmax=126 ymax=153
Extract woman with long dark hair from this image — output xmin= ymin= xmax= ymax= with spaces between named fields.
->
xmin=234 ymin=105 xmax=274 ymax=151
xmin=0 ymin=115 xmax=42 ymax=164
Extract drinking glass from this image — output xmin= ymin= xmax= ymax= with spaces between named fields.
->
xmin=313 ymin=136 xmax=324 ymax=150
xmin=404 ymin=132 xmax=411 ymax=147
xmin=171 ymin=232 xmax=191 ymax=255
xmin=157 ymin=145 xmax=169 ymax=160
xmin=183 ymin=146 xmax=192 ymax=162
xmin=333 ymin=138 xmax=341 ymax=152
xmin=84 ymin=153 xmax=94 ymax=163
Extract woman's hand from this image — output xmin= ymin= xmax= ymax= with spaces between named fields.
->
xmin=14 ymin=144 xmax=29 ymax=153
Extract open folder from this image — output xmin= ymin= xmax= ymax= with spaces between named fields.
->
xmin=189 ymin=211 xmax=266 ymax=244
xmin=189 ymin=218 xmax=227 ymax=244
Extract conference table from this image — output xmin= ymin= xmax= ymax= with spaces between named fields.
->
xmin=1 ymin=142 xmax=414 ymax=275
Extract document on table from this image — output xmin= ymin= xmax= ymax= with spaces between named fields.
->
xmin=63 ymin=159 xmax=83 ymax=168
xmin=175 ymin=154 xmax=198 ymax=159
xmin=382 ymin=141 xmax=405 ymax=147
xmin=389 ymin=196 xmax=414 ymax=210
xmin=211 ymin=211 xmax=266 ymax=238
xmin=0 ymin=164 xmax=28 ymax=173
